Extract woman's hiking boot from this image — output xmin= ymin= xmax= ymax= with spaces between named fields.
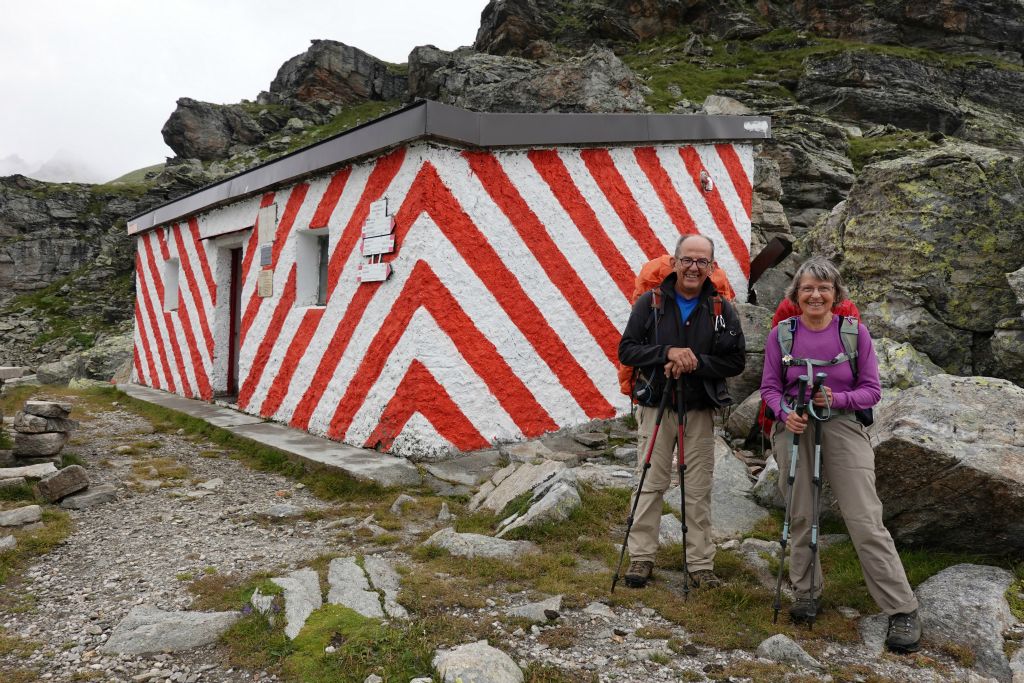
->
xmin=624 ymin=560 xmax=654 ymax=588
xmin=885 ymin=610 xmax=922 ymax=653
xmin=789 ymin=595 xmax=820 ymax=624
xmin=688 ymin=569 xmax=723 ymax=589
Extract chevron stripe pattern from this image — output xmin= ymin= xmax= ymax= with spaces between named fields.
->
xmin=132 ymin=141 xmax=754 ymax=457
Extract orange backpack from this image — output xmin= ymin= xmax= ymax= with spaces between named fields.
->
xmin=617 ymin=255 xmax=735 ymax=397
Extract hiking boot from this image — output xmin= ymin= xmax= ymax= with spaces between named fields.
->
xmin=688 ymin=569 xmax=723 ymax=589
xmin=624 ymin=560 xmax=654 ymax=588
xmin=885 ymin=610 xmax=922 ymax=653
xmin=789 ymin=595 xmax=820 ymax=624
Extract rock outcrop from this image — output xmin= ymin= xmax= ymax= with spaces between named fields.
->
xmin=871 ymin=374 xmax=1024 ymax=553
xmin=409 ymin=44 xmax=649 ymax=113
xmin=826 ymin=143 xmax=1024 ymax=378
xmin=267 ymin=40 xmax=407 ymax=107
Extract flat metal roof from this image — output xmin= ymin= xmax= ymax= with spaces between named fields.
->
xmin=128 ymin=99 xmax=772 ymax=234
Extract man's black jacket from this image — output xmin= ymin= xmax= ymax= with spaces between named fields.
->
xmin=618 ymin=272 xmax=746 ymax=410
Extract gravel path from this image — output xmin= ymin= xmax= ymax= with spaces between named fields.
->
xmin=0 ymin=397 xmax=993 ymax=683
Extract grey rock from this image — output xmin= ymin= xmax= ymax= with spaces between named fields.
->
xmin=422 ymin=450 xmax=501 ymax=486
xmin=327 ymin=557 xmax=384 ymax=619
xmin=23 ymin=401 xmax=72 ymax=418
xmin=268 ymin=40 xmax=406 ymax=106
xmin=36 ymin=464 xmax=89 ymax=502
xmin=0 ymin=367 xmax=30 ymax=380
xmin=873 ymin=338 xmax=944 ymax=391
xmin=736 ymin=537 xmax=787 ymax=594
xmin=0 ymin=451 xmax=14 ymax=467
xmin=872 ymin=375 xmax=1024 ymax=552
xmin=12 ymin=411 xmax=79 ymax=434
xmin=250 ymin=588 xmax=275 ymax=615
xmin=267 ymin=504 xmax=302 ymax=519
xmin=0 ymin=462 xmax=58 ymax=479
xmin=916 ymin=563 xmax=1015 ymax=681
xmin=0 ymin=535 xmax=15 ymax=551
xmin=60 ymin=483 xmax=117 ymax=509
xmin=505 ymin=595 xmax=561 ymax=623
xmin=12 ymin=431 xmax=68 ymax=457
xmin=389 ymin=494 xmax=417 ymax=516
xmin=271 ymin=569 xmax=323 ymax=639
xmin=197 ymin=478 xmax=223 ymax=491
xmin=574 ymin=432 xmax=608 ymax=449
xmin=437 ymin=502 xmax=453 ymax=524
xmin=858 ymin=613 xmax=889 ymax=659
xmin=363 ymin=555 xmax=408 ymax=620
xmin=363 ymin=675 xmax=383 ymax=683
xmin=433 ymin=640 xmax=524 ymax=683
xmin=725 ymin=390 xmax=762 ymax=441
xmin=573 ymin=463 xmax=636 ymax=489
xmin=490 ymin=462 xmax=517 ymax=486
xmin=755 ymin=633 xmax=823 ymax=670
xmin=667 ymin=437 xmax=769 ymax=539
xmin=422 ymin=528 xmax=540 ymax=560
xmin=727 ymin=303 xmax=773 ymax=401
xmin=501 ymin=441 xmax=554 ymax=463
xmin=0 ymin=477 xmax=27 ymax=491
xmin=473 ymin=460 xmax=566 ymax=514
xmin=101 ymin=606 xmax=239 ymax=655
xmin=0 ymin=504 xmax=42 ymax=527
xmin=1009 ymin=265 xmax=1024 ymax=306
xmin=612 ymin=446 xmax=637 ymax=461
xmin=583 ymin=602 xmax=615 ymax=620
xmin=703 ymin=95 xmax=754 ymax=116
xmin=410 ymin=45 xmax=648 ymax=115
xmin=658 ymin=514 xmax=683 ymax=546
xmin=1011 ymin=646 xmax=1024 ymax=683
xmin=992 ymin=321 xmax=1024 ymax=386
xmin=497 ymin=470 xmax=580 ymax=537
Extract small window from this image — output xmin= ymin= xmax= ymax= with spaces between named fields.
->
xmin=316 ymin=235 xmax=329 ymax=305
xmin=296 ymin=231 xmax=330 ymax=307
xmin=163 ymin=258 xmax=180 ymax=311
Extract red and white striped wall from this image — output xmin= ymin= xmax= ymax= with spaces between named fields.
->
xmin=132 ymin=141 xmax=754 ymax=458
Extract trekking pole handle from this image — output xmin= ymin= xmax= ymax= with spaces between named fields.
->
xmin=791 ymin=375 xmax=809 ymax=445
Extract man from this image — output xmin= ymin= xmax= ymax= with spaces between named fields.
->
xmin=618 ymin=234 xmax=746 ymax=589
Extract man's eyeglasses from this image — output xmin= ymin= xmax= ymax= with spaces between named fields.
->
xmin=676 ymin=257 xmax=712 ymax=270
xmin=798 ymin=285 xmax=835 ymax=295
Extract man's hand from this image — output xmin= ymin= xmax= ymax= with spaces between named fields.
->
xmin=664 ymin=347 xmax=698 ymax=377
xmin=784 ymin=410 xmax=808 ymax=435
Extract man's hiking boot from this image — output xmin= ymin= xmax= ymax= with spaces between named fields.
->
xmin=624 ymin=560 xmax=654 ymax=588
xmin=885 ymin=610 xmax=922 ymax=653
xmin=688 ymin=569 xmax=723 ymax=589
xmin=789 ymin=595 xmax=820 ymax=624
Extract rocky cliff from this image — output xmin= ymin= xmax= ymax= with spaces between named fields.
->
xmin=1 ymin=0 xmax=1023 ymax=389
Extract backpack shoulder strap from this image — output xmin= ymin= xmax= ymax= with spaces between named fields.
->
xmin=711 ymin=294 xmax=725 ymax=332
xmin=839 ymin=315 xmax=860 ymax=377
xmin=777 ymin=316 xmax=798 ymax=360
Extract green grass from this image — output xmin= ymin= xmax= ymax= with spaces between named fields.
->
xmin=847 ymin=132 xmax=936 ymax=171
xmin=624 ymin=28 xmax=1024 ymax=111
xmin=285 ymin=100 xmax=404 ymax=154
xmin=0 ymin=509 xmax=73 ymax=587
xmin=106 ymin=162 xmax=165 ymax=185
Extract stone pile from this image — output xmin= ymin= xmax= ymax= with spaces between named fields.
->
xmin=11 ymin=400 xmax=78 ymax=466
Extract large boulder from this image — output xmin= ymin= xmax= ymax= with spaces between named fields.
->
xmin=916 ymin=564 xmax=1016 ymax=682
xmin=727 ymin=302 xmax=773 ymax=402
xmin=408 ymin=45 xmax=649 ymax=114
xmin=161 ymin=98 xmax=277 ymax=161
xmin=36 ymin=332 xmax=133 ymax=384
xmin=433 ymin=640 xmax=523 ymax=683
xmin=101 ymin=606 xmax=239 ymax=655
xmin=267 ymin=40 xmax=407 ymax=106
xmin=837 ymin=143 xmax=1024 ymax=376
xmin=871 ymin=374 xmax=1024 ymax=553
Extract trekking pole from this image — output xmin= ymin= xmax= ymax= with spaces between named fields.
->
xmin=806 ymin=372 xmax=828 ymax=628
xmin=772 ymin=374 xmax=809 ymax=624
xmin=675 ymin=378 xmax=690 ymax=600
xmin=612 ymin=381 xmax=674 ymax=593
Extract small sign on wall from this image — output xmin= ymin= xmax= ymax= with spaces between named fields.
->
xmin=257 ymin=204 xmax=278 ymax=243
xmin=358 ymin=262 xmax=392 ymax=283
xmin=259 ymin=244 xmax=273 ymax=266
xmin=362 ymin=234 xmax=395 ymax=257
xmin=359 ymin=196 xmax=395 ymax=284
xmin=257 ymin=270 xmax=274 ymax=297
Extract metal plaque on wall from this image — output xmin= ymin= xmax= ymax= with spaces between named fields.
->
xmin=257 ymin=269 xmax=274 ymax=297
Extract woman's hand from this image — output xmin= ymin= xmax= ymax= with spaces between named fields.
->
xmin=785 ymin=410 xmax=808 ymax=435
xmin=812 ymin=385 xmax=833 ymax=408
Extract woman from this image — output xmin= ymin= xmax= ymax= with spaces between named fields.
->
xmin=759 ymin=256 xmax=921 ymax=653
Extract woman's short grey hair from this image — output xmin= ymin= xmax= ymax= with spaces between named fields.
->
xmin=785 ymin=256 xmax=848 ymax=306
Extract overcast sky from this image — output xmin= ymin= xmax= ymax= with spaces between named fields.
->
xmin=0 ymin=0 xmax=488 ymax=183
